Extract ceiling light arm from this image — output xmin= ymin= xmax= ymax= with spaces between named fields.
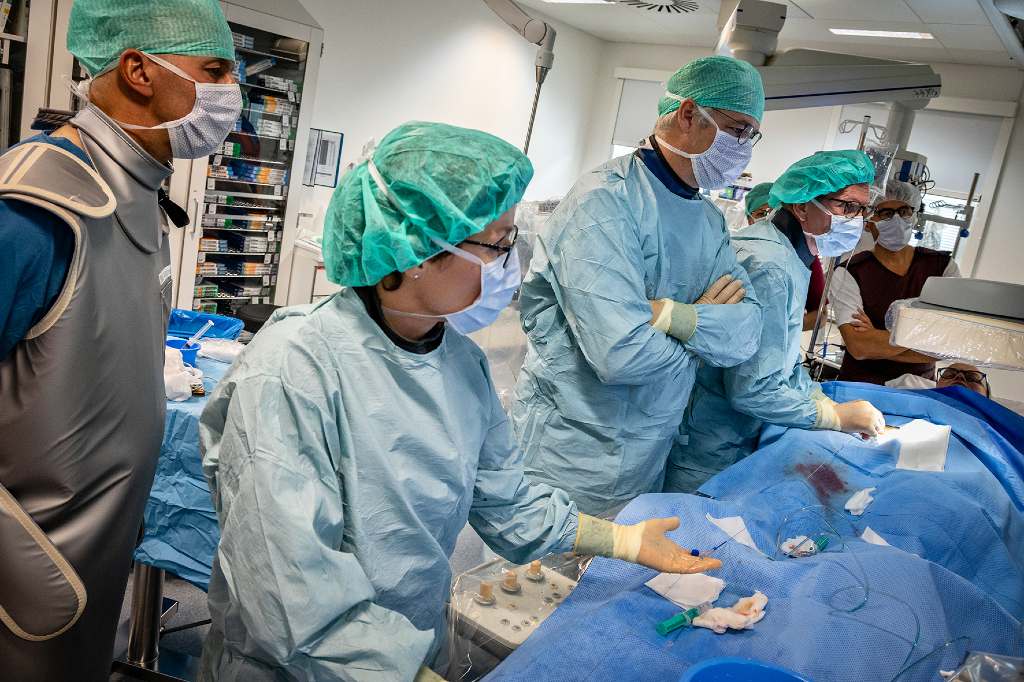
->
xmin=482 ymin=0 xmax=557 ymax=154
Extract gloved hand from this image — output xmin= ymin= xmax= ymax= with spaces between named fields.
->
xmin=573 ymin=514 xmax=722 ymax=574
xmin=696 ymin=274 xmax=745 ymax=305
xmin=812 ymin=390 xmax=885 ymax=438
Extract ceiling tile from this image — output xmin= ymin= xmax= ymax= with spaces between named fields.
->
xmin=902 ymin=0 xmax=991 ymax=26
xmin=786 ymin=0 xmax=919 ymax=22
xmin=927 ymin=23 xmax=1006 ymax=51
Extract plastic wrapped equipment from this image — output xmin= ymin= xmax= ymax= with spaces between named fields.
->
xmin=447 ymin=552 xmax=592 ymax=682
xmin=945 ymin=653 xmax=1024 ymax=682
xmin=886 ymin=298 xmax=1024 ymax=371
xmin=168 ymin=308 xmax=244 ymax=340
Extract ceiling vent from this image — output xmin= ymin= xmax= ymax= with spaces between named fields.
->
xmin=616 ymin=0 xmax=700 ymax=13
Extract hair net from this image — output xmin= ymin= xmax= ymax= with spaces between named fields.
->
xmin=884 ymin=178 xmax=922 ymax=208
xmin=744 ymin=182 xmax=774 ymax=216
xmin=658 ymin=56 xmax=765 ymax=123
xmin=768 ymin=150 xmax=875 ymax=208
xmin=67 ymin=0 xmax=235 ymax=78
xmin=323 ymin=121 xmax=533 ymax=287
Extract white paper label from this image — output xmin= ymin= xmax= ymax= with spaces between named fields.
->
xmin=213 ymin=154 xmax=223 ymax=166
xmin=207 ymin=179 xmax=215 ymax=190
xmin=287 ymin=91 xmax=295 ymax=102
xmin=264 ymin=254 xmax=272 ymax=264
xmin=263 ymin=275 xmax=270 ymax=286
xmin=271 ymin=275 xmax=277 ymax=285
xmin=197 ymin=253 xmax=206 ymax=263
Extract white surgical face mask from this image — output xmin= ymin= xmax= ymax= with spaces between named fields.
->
xmin=655 ymin=103 xmax=753 ymax=190
xmin=807 ymin=198 xmax=864 ymax=257
xmin=100 ymin=53 xmax=242 ymax=159
xmin=873 ymin=214 xmax=915 ymax=251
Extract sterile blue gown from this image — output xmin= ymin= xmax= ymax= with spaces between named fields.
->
xmin=664 ymin=216 xmax=820 ymax=493
xmin=511 ymin=150 xmax=762 ymax=516
xmin=198 ymin=289 xmax=579 ymax=682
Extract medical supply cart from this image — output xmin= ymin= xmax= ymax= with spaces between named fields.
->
xmin=19 ymin=0 xmax=322 ymax=316
xmin=169 ymin=3 xmax=322 ymax=315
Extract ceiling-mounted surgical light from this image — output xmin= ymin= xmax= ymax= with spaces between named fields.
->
xmin=829 ymin=29 xmax=934 ymax=39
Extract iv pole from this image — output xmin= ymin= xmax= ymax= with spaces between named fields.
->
xmin=482 ymin=0 xmax=556 ymax=154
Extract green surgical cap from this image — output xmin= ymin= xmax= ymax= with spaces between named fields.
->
xmin=67 ymin=0 xmax=235 ymax=77
xmin=323 ymin=121 xmax=533 ymax=287
xmin=768 ymin=150 xmax=875 ymax=209
xmin=658 ymin=56 xmax=765 ymax=123
xmin=744 ymin=182 xmax=773 ymax=217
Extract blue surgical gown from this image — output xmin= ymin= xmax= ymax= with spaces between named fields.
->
xmin=664 ymin=218 xmax=820 ymax=494
xmin=198 ymin=289 xmax=579 ymax=682
xmin=510 ymin=152 xmax=762 ymax=515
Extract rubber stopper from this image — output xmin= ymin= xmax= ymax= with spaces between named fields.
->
xmin=690 ymin=549 xmax=700 ymax=557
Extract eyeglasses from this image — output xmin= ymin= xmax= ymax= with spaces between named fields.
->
xmin=462 ymin=224 xmax=519 ymax=268
xmin=711 ymin=108 xmax=762 ymax=147
xmin=749 ymin=206 xmax=771 ymax=220
xmin=822 ymin=197 xmax=868 ymax=218
xmin=871 ymin=206 xmax=916 ymax=221
xmin=939 ymin=367 xmax=987 ymax=383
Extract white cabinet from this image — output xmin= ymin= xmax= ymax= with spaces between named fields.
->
xmin=286 ymin=238 xmax=341 ymax=305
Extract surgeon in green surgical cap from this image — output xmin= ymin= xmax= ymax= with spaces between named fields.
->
xmin=198 ymin=121 xmax=722 ymax=682
xmin=665 ymin=150 xmax=886 ymax=495
xmin=511 ymin=56 xmax=765 ymax=516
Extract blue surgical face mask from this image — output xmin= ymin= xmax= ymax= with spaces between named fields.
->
xmin=807 ymin=198 xmax=864 ymax=257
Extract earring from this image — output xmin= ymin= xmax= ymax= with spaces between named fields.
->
xmin=413 ymin=274 xmax=419 ymax=279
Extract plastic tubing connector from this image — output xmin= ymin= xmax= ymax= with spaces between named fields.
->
xmin=656 ymin=608 xmax=699 ymax=636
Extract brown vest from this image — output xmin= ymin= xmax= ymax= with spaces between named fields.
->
xmin=838 ymin=247 xmax=951 ymax=385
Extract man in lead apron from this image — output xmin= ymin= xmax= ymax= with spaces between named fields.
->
xmin=0 ymin=2 xmax=239 ymax=679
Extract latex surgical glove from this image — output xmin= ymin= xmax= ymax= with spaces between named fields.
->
xmin=696 ymin=274 xmax=746 ymax=305
xmin=648 ymin=299 xmax=697 ymax=342
xmin=573 ymin=514 xmax=723 ymax=574
xmin=414 ymin=665 xmax=444 ymax=682
xmin=814 ymin=395 xmax=885 ymax=438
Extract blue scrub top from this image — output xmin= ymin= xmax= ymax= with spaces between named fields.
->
xmin=0 ymin=134 xmax=89 ymax=360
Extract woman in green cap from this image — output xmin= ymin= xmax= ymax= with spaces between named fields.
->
xmin=198 ymin=121 xmax=720 ymax=682
xmin=664 ymin=150 xmax=886 ymax=494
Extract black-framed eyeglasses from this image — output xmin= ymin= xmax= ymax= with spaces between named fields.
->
xmin=712 ymin=108 xmax=762 ymax=147
xmin=822 ymin=197 xmax=868 ymax=218
xmin=462 ymin=224 xmax=519 ymax=268
xmin=939 ymin=367 xmax=987 ymax=383
xmin=871 ymin=206 xmax=916 ymax=221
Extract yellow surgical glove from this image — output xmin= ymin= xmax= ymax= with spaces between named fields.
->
xmin=573 ymin=515 xmax=722 ymax=574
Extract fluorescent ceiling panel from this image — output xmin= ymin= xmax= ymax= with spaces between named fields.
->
xmin=829 ymin=29 xmax=934 ymax=38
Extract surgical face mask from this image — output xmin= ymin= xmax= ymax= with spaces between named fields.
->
xmin=381 ymin=242 xmax=521 ymax=336
xmin=654 ymin=104 xmax=753 ymax=190
xmin=97 ymin=53 xmax=241 ymax=159
xmin=873 ymin=214 xmax=915 ymax=251
xmin=807 ymin=198 xmax=864 ymax=257
xmin=430 ymin=240 xmax=522 ymax=335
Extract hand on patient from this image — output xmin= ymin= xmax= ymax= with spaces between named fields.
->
xmin=574 ymin=515 xmax=722 ymax=574
xmin=836 ymin=399 xmax=885 ymax=438
xmin=636 ymin=518 xmax=724 ymax=574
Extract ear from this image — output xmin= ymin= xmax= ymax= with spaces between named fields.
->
xmin=117 ymin=49 xmax=157 ymax=98
xmin=789 ymin=202 xmax=810 ymax=226
xmin=674 ymin=99 xmax=698 ymax=135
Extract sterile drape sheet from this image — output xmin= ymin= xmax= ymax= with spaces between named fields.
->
xmin=133 ymin=357 xmax=227 ymax=590
xmin=487 ymin=383 xmax=1023 ymax=682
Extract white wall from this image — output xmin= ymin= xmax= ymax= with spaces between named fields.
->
xmin=294 ymin=0 xmax=604 ymax=236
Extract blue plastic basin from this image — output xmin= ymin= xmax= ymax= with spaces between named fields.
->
xmin=680 ymin=658 xmax=817 ymax=682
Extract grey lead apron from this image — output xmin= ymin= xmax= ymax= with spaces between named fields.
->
xmin=0 ymin=105 xmax=173 ymax=682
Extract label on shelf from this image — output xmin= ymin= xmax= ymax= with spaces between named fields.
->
xmin=263 ymin=275 xmax=270 ymax=286
xmin=287 ymin=91 xmax=295 ymax=102
xmin=271 ymin=275 xmax=278 ymax=285
xmin=207 ymin=179 xmax=215 ymax=190
xmin=289 ymin=140 xmax=295 ymax=151
xmin=252 ymin=296 xmax=261 ymax=304
xmin=197 ymin=253 xmax=206 ymax=263
xmin=263 ymin=297 xmax=271 ymax=305
xmin=274 ymin=185 xmax=282 ymax=196
xmin=213 ymin=154 xmax=223 ymax=166
xmin=279 ymin=139 xmax=288 ymax=151
xmin=264 ymin=254 xmax=272 ymax=264
xmin=273 ymin=254 xmax=281 ymax=263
